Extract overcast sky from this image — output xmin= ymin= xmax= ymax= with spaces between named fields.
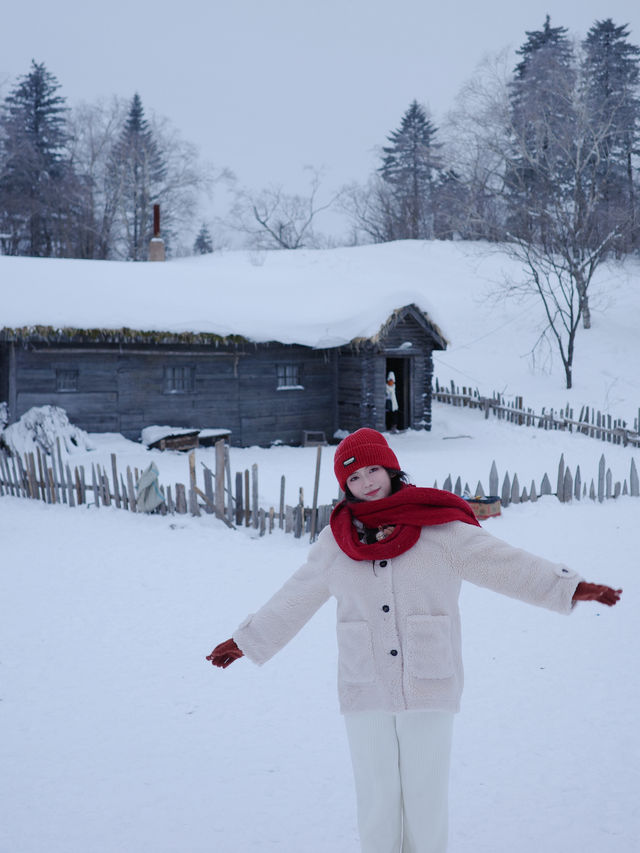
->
xmin=2 ymin=0 xmax=639 ymax=240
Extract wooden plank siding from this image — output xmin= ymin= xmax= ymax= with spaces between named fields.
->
xmin=1 ymin=304 xmax=445 ymax=446
xmin=6 ymin=342 xmax=340 ymax=446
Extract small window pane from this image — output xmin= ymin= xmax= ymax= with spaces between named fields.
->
xmin=277 ymin=364 xmax=301 ymax=388
xmin=56 ymin=369 xmax=78 ymax=392
xmin=164 ymin=366 xmax=195 ymax=393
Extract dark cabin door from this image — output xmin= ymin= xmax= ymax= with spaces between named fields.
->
xmin=385 ymin=357 xmax=411 ymax=431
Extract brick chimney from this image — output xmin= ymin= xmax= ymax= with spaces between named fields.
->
xmin=149 ymin=204 xmax=166 ymax=261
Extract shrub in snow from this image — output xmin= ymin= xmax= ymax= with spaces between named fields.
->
xmin=1 ymin=406 xmax=95 ymax=458
xmin=0 ymin=401 xmax=8 ymax=431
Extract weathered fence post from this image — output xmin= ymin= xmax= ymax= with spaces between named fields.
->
xmin=310 ymin=446 xmax=322 ymax=543
xmin=279 ymin=476 xmax=286 ymax=529
xmin=235 ymin=472 xmax=244 ymax=525
xmin=251 ymin=464 xmax=259 ymax=529
xmin=215 ymin=441 xmax=225 ymax=517
xmin=244 ymin=469 xmax=250 ymax=526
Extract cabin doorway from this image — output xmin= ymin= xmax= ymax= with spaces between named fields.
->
xmin=385 ymin=357 xmax=411 ymax=431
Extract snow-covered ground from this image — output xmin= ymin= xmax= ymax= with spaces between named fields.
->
xmin=1 ymin=404 xmax=638 ymax=853
xmin=2 ymin=240 xmax=640 ymax=852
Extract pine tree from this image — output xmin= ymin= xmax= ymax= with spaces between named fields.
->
xmin=0 ymin=60 xmax=78 ymax=256
xmin=379 ymin=100 xmax=443 ymax=239
xmin=109 ymin=93 xmax=166 ymax=260
xmin=193 ymin=222 xmax=214 ymax=254
xmin=582 ymin=19 xmax=640 ymax=251
xmin=506 ymin=16 xmax=577 ymax=243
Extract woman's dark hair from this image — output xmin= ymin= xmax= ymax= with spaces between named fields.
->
xmin=344 ymin=468 xmax=410 ymax=502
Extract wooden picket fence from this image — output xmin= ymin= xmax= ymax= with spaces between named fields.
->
xmin=439 ymin=453 xmax=640 ymax=507
xmin=2 ymin=439 xmax=639 ymax=542
xmin=434 ymin=379 xmax=640 ymax=448
xmin=0 ymin=439 xmax=335 ymax=542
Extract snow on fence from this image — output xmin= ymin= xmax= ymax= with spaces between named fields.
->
xmin=0 ymin=439 xmax=334 ymax=542
xmin=434 ymin=379 xmax=640 ymax=448
xmin=1 ymin=440 xmax=639 ymax=543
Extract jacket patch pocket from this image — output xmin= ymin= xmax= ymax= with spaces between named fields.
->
xmin=406 ymin=615 xmax=454 ymax=680
xmin=336 ymin=621 xmax=376 ymax=684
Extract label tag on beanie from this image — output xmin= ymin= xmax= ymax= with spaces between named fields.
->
xmin=342 ymin=456 xmax=356 ymax=467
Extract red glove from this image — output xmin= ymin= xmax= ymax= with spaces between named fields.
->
xmin=206 ymin=638 xmax=244 ymax=668
xmin=572 ymin=582 xmax=622 ymax=607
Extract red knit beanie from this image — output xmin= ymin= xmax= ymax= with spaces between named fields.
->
xmin=334 ymin=428 xmax=400 ymax=490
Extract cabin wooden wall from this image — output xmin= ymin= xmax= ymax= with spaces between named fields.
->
xmin=5 ymin=342 xmax=339 ymax=446
xmin=2 ymin=310 xmax=441 ymax=445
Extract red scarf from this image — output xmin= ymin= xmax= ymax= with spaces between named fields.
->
xmin=330 ymin=485 xmax=480 ymax=561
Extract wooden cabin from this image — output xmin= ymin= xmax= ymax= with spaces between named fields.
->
xmin=0 ymin=243 xmax=450 ymax=446
xmin=0 ymin=304 xmax=445 ymax=446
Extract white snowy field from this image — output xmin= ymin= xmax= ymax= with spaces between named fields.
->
xmin=2 ymin=239 xmax=640 ymax=851
xmin=1 ymin=404 xmax=638 ymax=853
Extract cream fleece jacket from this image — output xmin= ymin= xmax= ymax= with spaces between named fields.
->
xmin=233 ymin=521 xmax=582 ymax=714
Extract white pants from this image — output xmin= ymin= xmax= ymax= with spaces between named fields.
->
xmin=344 ymin=710 xmax=454 ymax=853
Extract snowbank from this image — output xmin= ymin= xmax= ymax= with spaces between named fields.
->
xmin=1 ymin=405 xmax=95 ymax=457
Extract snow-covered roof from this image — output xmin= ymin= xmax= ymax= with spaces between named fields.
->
xmin=0 ymin=241 xmax=457 ymax=349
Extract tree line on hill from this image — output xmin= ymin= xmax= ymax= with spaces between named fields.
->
xmin=1 ymin=16 xmax=638 ymax=267
xmin=0 ymin=69 xmax=215 ymax=261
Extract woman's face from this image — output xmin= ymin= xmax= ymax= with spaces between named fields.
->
xmin=346 ymin=465 xmax=392 ymax=501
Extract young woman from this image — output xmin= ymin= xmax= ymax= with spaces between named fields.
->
xmin=207 ymin=428 xmax=621 ymax=853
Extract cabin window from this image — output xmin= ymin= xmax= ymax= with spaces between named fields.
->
xmin=56 ymin=369 xmax=78 ymax=392
xmin=277 ymin=364 xmax=303 ymax=390
xmin=164 ymin=365 xmax=195 ymax=394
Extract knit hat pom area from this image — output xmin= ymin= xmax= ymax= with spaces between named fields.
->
xmin=334 ymin=428 xmax=400 ymax=490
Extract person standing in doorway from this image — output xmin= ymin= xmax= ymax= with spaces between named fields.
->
xmin=386 ymin=371 xmax=399 ymax=432
xmin=207 ymin=428 xmax=621 ymax=853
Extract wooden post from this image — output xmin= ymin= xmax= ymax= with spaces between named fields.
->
xmin=120 ymin=474 xmax=128 ymax=510
xmin=215 ymin=441 xmax=225 ymax=518
xmin=101 ymin=468 xmax=111 ymax=506
xmin=36 ymin=448 xmax=46 ymax=501
xmin=293 ymin=504 xmax=303 ymax=538
xmin=56 ymin=438 xmax=67 ymax=505
xmin=540 ymin=473 xmax=552 ymax=496
xmin=309 ymin=446 xmax=322 ymax=543
xmin=501 ymin=472 xmax=511 ymax=507
xmin=279 ymin=475 xmax=286 ymax=529
xmin=252 ymin=464 xmax=259 ymax=529
xmin=244 ymin=469 xmax=250 ymax=526
xmin=0 ymin=452 xmax=11 ymax=496
xmin=224 ymin=444 xmax=234 ymax=525
xmin=556 ymin=454 xmax=565 ymax=498
xmin=189 ymin=451 xmax=197 ymax=494
xmin=510 ymin=473 xmax=520 ymax=504
xmin=66 ymin=465 xmax=75 ymax=507
xmin=126 ymin=466 xmax=137 ymax=512
xmin=175 ymin=483 xmax=187 ymax=514
xmin=235 ymin=472 xmax=244 ymax=525
xmin=630 ymin=459 xmax=639 ymax=497
xmin=203 ymin=466 xmax=214 ymax=514
xmin=111 ymin=454 xmax=121 ymax=508
xmin=47 ymin=468 xmax=56 ymax=503
xmin=598 ymin=455 xmax=605 ymax=503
